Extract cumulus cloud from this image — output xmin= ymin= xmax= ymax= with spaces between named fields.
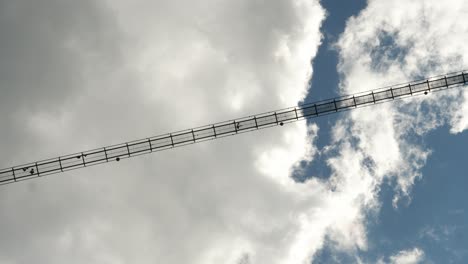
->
xmin=2 ymin=0 xmax=466 ymax=262
xmin=309 ymin=0 xmax=468 ymax=258
xmin=0 ymin=0 xmax=346 ymax=263
xmin=388 ymin=248 xmax=425 ymax=264
xmin=335 ymin=0 xmax=468 ymax=205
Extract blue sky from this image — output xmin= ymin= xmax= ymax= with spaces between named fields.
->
xmin=1 ymin=1 xmax=467 ymax=263
xmin=295 ymin=0 xmax=367 ymax=182
xmin=306 ymin=1 xmax=468 ymax=263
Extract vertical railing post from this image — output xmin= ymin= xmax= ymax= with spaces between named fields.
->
xmin=103 ymin=148 xmax=109 ymax=162
xmin=253 ymin=116 xmax=259 ymax=128
xmin=11 ymin=168 xmax=16 ymax=182
xmin=233 ymin=121 xmax=238 ymax=133
xmin=35 ymin=162 xmax=40 ymax=176
xmin=81 ymin=152 xmax=86 ymax=166
xmin=59 ymin=157 xmax=64 ymax=171
xmin=148 ymin=139 xmax=153 ymax=152
xmin=170 ymin=134 xmax=175 ymax=147
xmin=126 ymin=143 xmax=131 ymax=157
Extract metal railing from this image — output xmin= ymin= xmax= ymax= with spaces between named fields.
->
xmin=1 ymin=71 xmax=467 ymax=185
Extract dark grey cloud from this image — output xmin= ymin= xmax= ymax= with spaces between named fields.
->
xmin=0 ymin=0 xmax=122 ymax=165
xmin=0 ymin=1 xmax=330 ymax=263
xmin=0 ymin=0 xmax=120 ymax=111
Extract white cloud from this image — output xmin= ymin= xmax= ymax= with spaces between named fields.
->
xmin=335 ymin=0 xmax=468 ymax=207
xmin=308 ymin=0 xmax=468 ymax=257
xmin=389 ymin=248 xmax=425 ymax=264
xmin=0 ymin=0 xmax=348 ymax=264
xmin=2 ymin=0 xmax=466 ymax=263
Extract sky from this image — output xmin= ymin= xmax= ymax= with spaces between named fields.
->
xmin=0 ymin=0 xmax=467 ymax=264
